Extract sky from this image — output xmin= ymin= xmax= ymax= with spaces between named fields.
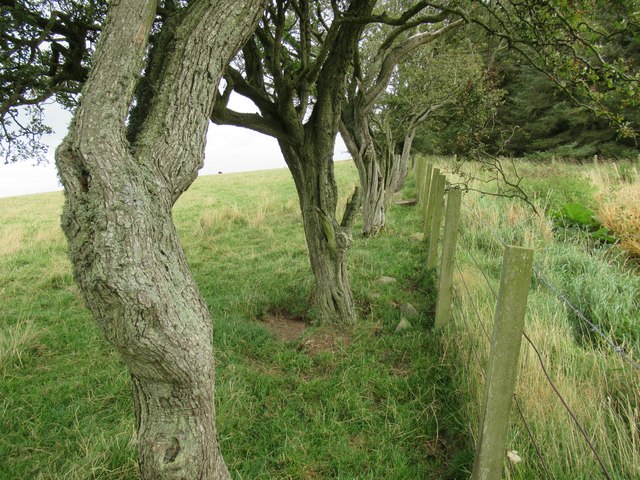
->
xmin=0 ymin=95 xmax=348 ymax=198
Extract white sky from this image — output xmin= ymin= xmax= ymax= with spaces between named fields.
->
xmin=0 ymin=94 xmax=348 ymax=198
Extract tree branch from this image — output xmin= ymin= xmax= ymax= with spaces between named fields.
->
xmin=211 ymin=103 xmax=289 ymax=141
xmin=363 ymin=19 xmax=465 ymax=111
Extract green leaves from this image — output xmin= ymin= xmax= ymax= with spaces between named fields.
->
xmin=552 ymin=202 xmax=617 ymax=243
xmin=554 ymin=202 xmax=596 ymax=226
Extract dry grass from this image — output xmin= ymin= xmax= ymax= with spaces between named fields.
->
xmin=0 ymin=226 xmax=26 ymax=257
xmin=596 ymin=181 xmax=640 ymax=257
xmin=0 ymin=318 xmax=41 ymax=370
xmin=425 ymin=156 xmax=640 ymax=478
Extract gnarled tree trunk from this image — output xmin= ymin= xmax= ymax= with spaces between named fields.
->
xmin=55 ymin=0 xmax=263 ymax=478
xmin=211 ymin=0 xmax=375 ymax=324
xmin=280 ymin=138 xmax=360 ymax=324
xmin=340 ymin=114 xmax=387 ymax=237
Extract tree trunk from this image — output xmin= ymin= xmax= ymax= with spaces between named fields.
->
xmin=54 ymin=0 xmax=263 ymax=478
xmin=280 ymin=141 xmax=359 ymax=324
xmin=384 ymin=126 xmax=415 ymax=198
xmin=55 ymin=159 xmax=231 ymax=479
xmin=357 ymin=147 xmax=387 ymax=237
xmin=341 ymin=110 xmax=416 ymax=237
xmin=340 ymin=117 xmax=386 ymax=237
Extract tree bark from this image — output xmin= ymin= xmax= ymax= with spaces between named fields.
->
xmin=211 ymin=0 xmax=374 ymax=323
xmin=341 ymin=18 xmax=464 ymax=237
xmin=55 ymin=0 xmax=263 ymax=478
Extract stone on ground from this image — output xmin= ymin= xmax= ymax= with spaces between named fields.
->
xmin=395 ymin=318 xmax=412 ymax=333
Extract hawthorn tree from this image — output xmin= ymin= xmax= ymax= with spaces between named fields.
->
xmin=212 ymin=0 xmax=377 ymax=324
xmin=211 ymin=0 xmax=473 ymax=321
xmin=339 ymin=8 xmax=464 ymax=236
xmin=0 ymin=0 xmax=105 ymax=163
xmin=372 ymin=39 xmax=501 ymax=200
xmin=52 ymin=0 xmax=264 ymax=479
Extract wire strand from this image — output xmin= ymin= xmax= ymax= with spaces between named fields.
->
xmin=491 ymin=234 xmax=639 ymax=370
xmin=513 ymin=395 xmax=555 ymax=480
xmin=522 ymin=332 xmax=613 ymax=480
xmin=462 ymin=238 xmax=613 ymax=478
xmin=454 ymin=259 xmax=492 ymax=342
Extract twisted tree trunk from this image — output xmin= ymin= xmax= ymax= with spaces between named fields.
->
xmin=55 ymin=0 xmax=263 ymax=478
xmin=340 ymin=115 xmax=388 ymax=237
xmin=280 ymin=138 xmax=360 ymax=324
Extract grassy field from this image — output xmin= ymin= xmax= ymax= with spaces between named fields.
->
xmin=0 ymin=163 xmax=470 ymax=479
xmin=1 ymin=158 xmax=638 ymax=479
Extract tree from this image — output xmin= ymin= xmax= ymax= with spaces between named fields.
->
xmin=54 ymin=0 xmax=264 ymax=478
xmin=211 ymin=0 xmax=472 ymax=320
xmin=339 ymin=6 xmax=464 ymax=236
xmin=482 ymin=62 xmax=640 ymax=159
xmin=212 ymin=0 xmax=378 ymax=324
xmin=387 ymin=39 xmax=505 ymax=159
xmin=384 ymin=40 xmax=501 ymax=177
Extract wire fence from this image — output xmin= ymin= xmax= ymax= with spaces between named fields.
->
xmin=491 ymin=234 xmax=640 ymax=371
xmin=414 ymin=157 xmax=637 ymax=479
xmin=455 ymin=239 xmax=615 ymax=480
xmin=454 ymin=258 xmax=556 ymax=479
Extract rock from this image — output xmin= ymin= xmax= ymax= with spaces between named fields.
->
xmin=366 ymin=291 xmax=381 ymax=301
xmin=376 ymin=275 xmax=397 ymax=285
xmin=398 ymin=302 xmax=419 ymax=320
xmin=395 ymin=318 xmax=412 ymax=333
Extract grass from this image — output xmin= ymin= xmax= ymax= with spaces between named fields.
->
xmin=1 ymin=163 xmax=470 ymax=479
xmin=2 ymin=158 xmax=638 ymax=479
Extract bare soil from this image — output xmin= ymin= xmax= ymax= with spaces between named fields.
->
xmin=261 ymin=313 xmax=306 ymax=342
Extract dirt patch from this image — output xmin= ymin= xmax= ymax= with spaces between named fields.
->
xmin=299 ymin=330 xmax=351 ymax=355
xmin=261 ymin=313 xmax=306 ymax=342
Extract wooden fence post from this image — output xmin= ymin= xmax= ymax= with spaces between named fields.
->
xmin=416 ymin=157 xmax=426 ymax=204
xmin=471 ymin=246 xmax=534 ymax=480
xmin=423 ymin=167 xmax=440 ymax=239
xmin=434 ymin=188 xmax=462 ymax=328
xmin=421 ymin=162 xmax=434 ymax=224
xmin=426 ymin=174 xmax=446 ymax=269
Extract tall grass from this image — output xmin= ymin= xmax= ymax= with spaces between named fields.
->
xmin=2 ymin=158 xmax=637 ymax=479
xmin=430 ymin=156 xmax=639 ymax=479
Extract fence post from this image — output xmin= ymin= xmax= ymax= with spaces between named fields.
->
xmin=421 ymin=162 xmax=434 ymax=223
xmin=423 ymin=167 xmax=440 ymax=239
xmin=416 ymin=157 xmax=426 ymax=203
xmin=471 ymin=246 xmax=534 ymax=480
xmin=426 ymin=174 xmax=446 ymax=269
xmin=434 ymin=188 xmax=462 ymax=328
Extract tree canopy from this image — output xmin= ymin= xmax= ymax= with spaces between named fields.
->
xmin=0 ymin=0 xmax=105 ymax=163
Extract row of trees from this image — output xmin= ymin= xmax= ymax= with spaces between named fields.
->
xmin=2 ymin=1 xmax=640 ymax=478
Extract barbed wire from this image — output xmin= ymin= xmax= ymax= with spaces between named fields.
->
xmin=491 ymin=235 xmax=639 ymax=371
xmin=417 ymin=175 xmax=625 ymax=478
xmin=532 ymin=267 xmax=640 ymax=371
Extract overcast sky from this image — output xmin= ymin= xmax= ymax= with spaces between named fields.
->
xmin=0 ymin=95 xmax=348 ymax=198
